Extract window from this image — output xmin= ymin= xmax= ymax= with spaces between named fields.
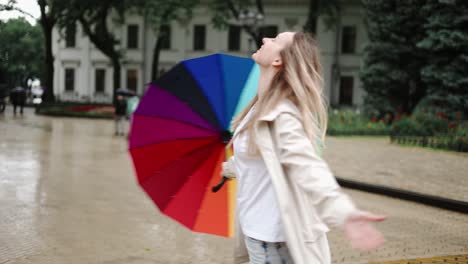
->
xmin=339 ymin=76 xmax=354 ymax=105
xmin=95 ymin=69 xmax=106 ymax=93
xmin=65 ymin=23 xmax=76 ymax=48
xmin=341 ymin=26 xmax=356 ymax=54
xmin=65 ymin=68 xmax=75 ymax=91
xmin=127 ymin=69 xmax=138 ymax=92
xmin=160 ymin=25 xmax=171 ymax=50
xmin=127 ymin=24 xmax=139 ymax=49
xmin=257 ymin=25 xmax=278 ymax=47
xmin=228 ymin=25 xmax=241 ymax=51
xmin=193 ymin=25 xmax=206 ymax=51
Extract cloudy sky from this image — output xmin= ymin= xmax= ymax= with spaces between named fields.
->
xmin=0 ymin=0 xmax=41 ymax=24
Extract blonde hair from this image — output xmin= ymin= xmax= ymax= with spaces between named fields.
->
xmin=231 ymin=32 xmax=328 ymax=154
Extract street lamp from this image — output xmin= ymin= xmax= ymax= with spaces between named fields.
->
xmin=238 ymin=10 xmax=265 ymax=54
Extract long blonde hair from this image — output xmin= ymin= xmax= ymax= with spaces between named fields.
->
xmin=231 ymin=32 xmax=328 ymax=154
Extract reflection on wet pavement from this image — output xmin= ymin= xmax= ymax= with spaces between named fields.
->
xmin=0 ymin=109 xmax=233 ymax=264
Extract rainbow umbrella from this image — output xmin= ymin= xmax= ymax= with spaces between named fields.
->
xmin=129 ymin=54 xmax=259 ymax=237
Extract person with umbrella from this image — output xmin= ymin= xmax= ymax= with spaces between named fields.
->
xmin=114 ymin=95 xmax=127 ymax=136
xmin=225 ymin=32 xmax=386 ymax=263
xmin=10 ymin=87 xmax=27 ymax=115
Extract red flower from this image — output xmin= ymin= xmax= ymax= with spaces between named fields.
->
xmin=448 ymin=122 xmax=456 ymax=129
xmin=66 ymin=106 xmax=99 ymax=112
xmin=436 ymin=112 xmax=448 ymax=120
xmin=371 ymin=116 xmax=377 ymax=122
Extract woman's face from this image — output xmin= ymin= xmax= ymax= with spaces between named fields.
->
xmin=252 ymin=32 xmax=295 ymax=67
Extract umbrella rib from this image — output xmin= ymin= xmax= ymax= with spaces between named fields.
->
xmin=129 ymin=136 xmax=220 ymax=151
xmin=139 ymin=140 xmax=221 ymax=187
xmin=133 ymin=113 xmax=219 ymax=133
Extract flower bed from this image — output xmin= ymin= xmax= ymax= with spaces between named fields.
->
xmin=390 ymin=111 xmax=467 ymax=152
xmin=37 ymin=103 xmax=114 ymax=119
xmin=327 ymin=109 xmax=390 ymax=136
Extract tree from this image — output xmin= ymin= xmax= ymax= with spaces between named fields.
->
xmin=210 ymin=0 xmax=264 ymax=48
xmin=58 ymin=0 xmax=126 ymax=102
xmin=0 ymin=18 xmax=44 ymax=88
xmin=1 ymin=0 xmax=58 ymax=102
xmin=417 ymin=0 xmax=468 ymax=116
xmin=303 ymin=0 xmax=340 ymax=34
xmin=37 ymin=0 xmax=60 ymax=102
xmin=135 ymin=0 xmax=198 ymax=80
xmin=360 ymin=0 xmax=428 ymax=116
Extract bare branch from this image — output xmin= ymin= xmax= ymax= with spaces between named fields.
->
xmin=226 ymin=0 xmax=239 ymax=19
xmin=0 ymin=2 xmax=36 ymax=20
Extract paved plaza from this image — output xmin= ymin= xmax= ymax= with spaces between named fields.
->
xmin=324 ymin=137 xmax=468 ymax=203
xmin=0 ymin=108 xmax=467 ymax=264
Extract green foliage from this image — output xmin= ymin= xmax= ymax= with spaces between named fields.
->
xmin=390 ymin=109 xmax=467 ymax=152
xmin=134 ymin=0 xmax=198 ymax=32
xmin=362 ymin=0 xmax=468 ymax=118
xmin=209 ymin=0 xmax=251 ymax=30
xmin=361 ymin=0 xmax=428 ymax=116
xmin=390 ymin=117 xmax=426 ymax=136
xmin=416 ymin=0 xmax=468 ymax=115
xmin=391 ymin=112 xmax=454 ymax=137
xmin=303 ymin=0 xmax=341 ymax=33
xmin=0 ymin=18 xmax=44 ymax=88
xmin=133 ymin=0 xmax=198 ymax=80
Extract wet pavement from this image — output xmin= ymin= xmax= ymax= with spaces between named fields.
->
xmin=324 ymin=137 xmax=468 ymax=202
xmin=1 ymin=108 xmax=467 ymax=264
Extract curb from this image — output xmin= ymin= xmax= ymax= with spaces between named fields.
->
xmin=336 ymin=177 xmax=468 ymax=214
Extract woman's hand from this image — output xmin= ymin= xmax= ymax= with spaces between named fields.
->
xmin=222 ymin=158 xmax=236 ymax=179
xmin=344 ymin=210 xmax=386 ymax=251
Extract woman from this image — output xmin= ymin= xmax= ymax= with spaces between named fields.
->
xmin=223 ymin=32 xmax=386 ymax=264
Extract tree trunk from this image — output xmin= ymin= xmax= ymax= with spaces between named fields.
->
xmin=151 ymin=36 xmax=163 ymax=81
xmin=78 ymin=14 xmax=121 ymax=104
xmin=42 ymin=22 xmax=55 ymax=102
xmin=304 ymin=0 xmax=319 ymax=34
xmin=226 ymin=0 xmax=262 ymax=49
xmin=111 ymin=57 xmax=121 ymax=103
xmin=38 ymin=0 xmax=55 ymax=103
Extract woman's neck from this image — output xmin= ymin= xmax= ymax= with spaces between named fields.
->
xmin=257 ymin=66 xmax=278 ymax=99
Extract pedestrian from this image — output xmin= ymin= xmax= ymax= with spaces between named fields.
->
xmin=0 ymin=95 xmax=5 ymax=113
xmin=114 ymin=95 xmax=127 ymax=136
xmin=10 ymin=87 xmax=26 ymax=115
xmin=223 ymin=32 xmax=386 ymax=264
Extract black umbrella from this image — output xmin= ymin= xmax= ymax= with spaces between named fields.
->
xmin=11 ymin=87 xmax=26 ymax=93
xmin=116 ymin=88 xmax=136 ymax=96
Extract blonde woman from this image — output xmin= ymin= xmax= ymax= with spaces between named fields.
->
xmin=224 ymin=32 xmax=386 ymax=264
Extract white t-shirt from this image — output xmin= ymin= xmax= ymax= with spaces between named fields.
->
xmin=233 ymin=106 xmax=285 ymax=242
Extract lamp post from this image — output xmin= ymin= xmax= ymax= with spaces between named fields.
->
xmin=238 ymin=10 xmax=264 ymax=54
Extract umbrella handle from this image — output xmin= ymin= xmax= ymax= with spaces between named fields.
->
xmin=212 ymin=177 xmax=229 ymax=193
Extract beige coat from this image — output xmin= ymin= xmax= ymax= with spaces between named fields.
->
xmin=227 ymin=100 xmax=357 ymax=264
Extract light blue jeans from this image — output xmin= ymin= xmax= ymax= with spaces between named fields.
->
xmin=244 ymin=236 xmax=293 ymax=264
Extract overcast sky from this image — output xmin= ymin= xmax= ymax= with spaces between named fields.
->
xmin=0 ymin=0 xmax=41 ymax=25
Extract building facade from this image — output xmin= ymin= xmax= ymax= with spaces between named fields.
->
xmin=52 ymin=0 xmax=366 ymax=107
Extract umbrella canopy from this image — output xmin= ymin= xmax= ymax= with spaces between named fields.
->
xmin=128 ymin=53 xmax=259 ymax=237
xmin=11 ymin=87 xmax=26 ymax=93
xmin=116 ymin=88 xmax=136 ymax=97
